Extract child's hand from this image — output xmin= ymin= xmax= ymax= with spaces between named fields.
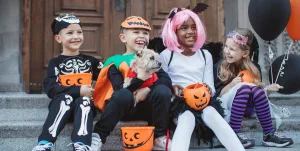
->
xmin=203 ymin=83 xmax=212 ymax=95
xmin=136 ymin=66 xmax=152 ymax=81
xmin=172 ymin=85 xmax=184 ymax=97
xmin=266 ymin=84 xmax=283 ymax=93
xmin=134 ymin=87 xmax=151 ymax=105
xmin=230 ymin=76 xmax=242 ymax=87
xmin=80 ymin=85 xmax=94 ymax=98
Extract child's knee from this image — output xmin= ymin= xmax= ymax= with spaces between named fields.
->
xmin=75 ymin=96 xmax=93 ymax=107
xmin=250 ymin=85 xmax=264 ymax=93
xmin=111 ymin=89 xmax=133 ymax=106
xmin=239 ymin=84 xmax=251 ymax=91
xmin=50 ymin=94 xmax=74 ymax=106
xmin=202 ymin=106 xmax=219 ymax=121
xmin=178 ymin=111 xmax=195 ymax=126
xmin=152 ymin=85 xmax=172 ymax=97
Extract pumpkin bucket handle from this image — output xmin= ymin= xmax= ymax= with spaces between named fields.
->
xmin=193 ymin=83 xmax=200 ymax=89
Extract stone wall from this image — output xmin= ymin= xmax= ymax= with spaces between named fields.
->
xmin=0 ymin=0 xmax=21 ymax=84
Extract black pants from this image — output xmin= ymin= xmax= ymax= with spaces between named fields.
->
xmin=94 ymin=85 xmax=171 ymax=144
xmin=38 ymin=93 xmax=95 ymax=145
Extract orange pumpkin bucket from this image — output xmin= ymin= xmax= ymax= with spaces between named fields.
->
xmin=59 ymin=73 xmax=92 ymax=86
xmin=184 ymin=83 xmax=211 ymax=111
xmin=238 ymin=70 xmax=254 ymax=83
xmin=121 ymin=126 xmax=154 ymax=151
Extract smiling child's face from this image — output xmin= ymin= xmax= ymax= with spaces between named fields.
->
xmin=55 ymin=24 xmax=84 ymax=52
xmin=119 ymin=28 xmax=150 ymax=53
xmin=176 ymin=18 xmax=197 ymax=49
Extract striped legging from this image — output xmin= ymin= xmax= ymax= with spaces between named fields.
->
xmin=229 ymin=85 xmax=273 ymax=134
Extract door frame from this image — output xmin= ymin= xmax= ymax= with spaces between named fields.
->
xmin=22 ymin=0 xmax=30 ymax=93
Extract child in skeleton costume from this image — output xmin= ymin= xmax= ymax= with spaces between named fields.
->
xmin=160 ymin=8 xmax=244 ymax=151
xmin=214 ymin=28 xmax=294 ymax=148
xmin=91 ymin=16 xmax=172 ymax=151
xmin=32 ymin=14 xmax=102 ymax=151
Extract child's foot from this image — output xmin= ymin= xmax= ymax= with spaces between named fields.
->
xmin=32 ymin=140 xmax=53 ymax=151
xmin=236 ymin=132 xmax=255 ymax=149
xmin=262 ymin=132 xmax=294 ymax=147
xmin=70 ymin=142 xmax=91 ymax=151
xmin=91 ymin=132 xmax=102 ymax=151
xmin=153 ymin=135 xmax=172 ymax=150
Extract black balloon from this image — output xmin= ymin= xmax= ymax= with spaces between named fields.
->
xmin=248 ymin=0 xmax=291 ymax=41
xmin=269 ymin=54 xmax=300 ymax=94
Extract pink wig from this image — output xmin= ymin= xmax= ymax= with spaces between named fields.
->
xmin=161 ymin=8 xmax=206 ymax=52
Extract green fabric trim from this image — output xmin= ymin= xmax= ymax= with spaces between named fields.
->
xmin=103 ymin=53 xmax=136 ymax=69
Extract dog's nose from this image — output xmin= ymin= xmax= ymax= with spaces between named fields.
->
xmin=158 ymin=62 xmax=162 ymax=66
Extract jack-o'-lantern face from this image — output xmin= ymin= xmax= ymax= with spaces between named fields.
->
xmin=59 ymin=73 xmax=92 ymax=86
xmin=123 ymin=132 xmax=144 ymax=147
xmin=184 ymin=83 xmax=211 ymax=110
xmin=238 ymin=70 xmax=254 ymax=83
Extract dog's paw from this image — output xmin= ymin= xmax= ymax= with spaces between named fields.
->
xmin=123 ymin=78 xmax=132 ymax=88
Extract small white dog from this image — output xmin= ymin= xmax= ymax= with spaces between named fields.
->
xmin=123 ymin=48 xmax=161 ymax=88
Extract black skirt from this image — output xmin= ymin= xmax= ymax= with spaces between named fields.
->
xmin=169 ymin=96 xmax=224 ymax=148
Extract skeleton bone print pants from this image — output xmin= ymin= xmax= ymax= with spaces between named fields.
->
xmin=38 ymin=93 xmax=95 ymax=145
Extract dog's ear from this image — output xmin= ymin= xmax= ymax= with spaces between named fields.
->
xmin=136 ymin=49 xmax=143 ymax=58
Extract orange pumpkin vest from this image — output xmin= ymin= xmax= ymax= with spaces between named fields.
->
xmin=93 ymin=62 xmax=130 ymax=111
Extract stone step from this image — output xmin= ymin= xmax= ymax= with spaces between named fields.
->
xmin=1 ymin=117 xmax=299 ymax=139
xmin=0 ymin=84 xmax=23 ymax=92
xmin=1 ymin=105 xmax=299 ymax=122
xmin=269 ymin=92 xmax=300 ymax=106
xmin=0 ymin=121 xmax=147 ymax=138
xmin=1 ymin=131 xmax=299 ymax=151
xmin=0 ymin=92 xmax=49 ymax=109
xmin=0 ymin=109 xmax=101 ymax=121
xmin=1 ymin=92 xmax=300 ymax=109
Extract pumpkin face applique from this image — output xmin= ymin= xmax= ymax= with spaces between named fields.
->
xmin=59 ymin=73 xmax=92 ymax=86
xmin=184 ymin=83 xmax=211 ymax=111
xmin=238 ymin=70 xmax=254 ymax=83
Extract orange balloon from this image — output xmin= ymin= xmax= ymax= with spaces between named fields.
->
xmin=287 ymin=0 xmax=300 ymax=40
xmin=238 ymin=70 xmax=254 ymax=83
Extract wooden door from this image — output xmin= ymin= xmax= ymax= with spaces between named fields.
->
xmin=22 ymin=0 xmax=224 ymax=93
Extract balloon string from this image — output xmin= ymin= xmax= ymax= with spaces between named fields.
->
xmin=268 ymin=44 xmax=274 ymax=59
xmin=274 ymin=41 xmax=294 ymax=84
xmin=269 ymin=44 xmax=274 ymax=84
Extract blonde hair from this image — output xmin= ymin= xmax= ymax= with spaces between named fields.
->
xmin=218 ymin=28 xmax=262 ymax=86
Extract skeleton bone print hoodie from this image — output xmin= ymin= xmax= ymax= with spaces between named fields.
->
xmin=43 ymin=54 xmax=103 ymax=99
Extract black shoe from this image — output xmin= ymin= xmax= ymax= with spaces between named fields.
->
xmin=262 ymin=132 xmax=293 ymax=147
xmin=236 ymin=132 xmax=255 ymax=149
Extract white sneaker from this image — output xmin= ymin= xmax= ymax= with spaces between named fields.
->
xmin=153 ymin=135 xmax=172 ymax=150
xmin=32 ymin=141 xmax=53 ymax=151
xmin=91 ymin=133 xmax=102 ymax=151
xmin=71 ymin=142 xmax=92 ymax=151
